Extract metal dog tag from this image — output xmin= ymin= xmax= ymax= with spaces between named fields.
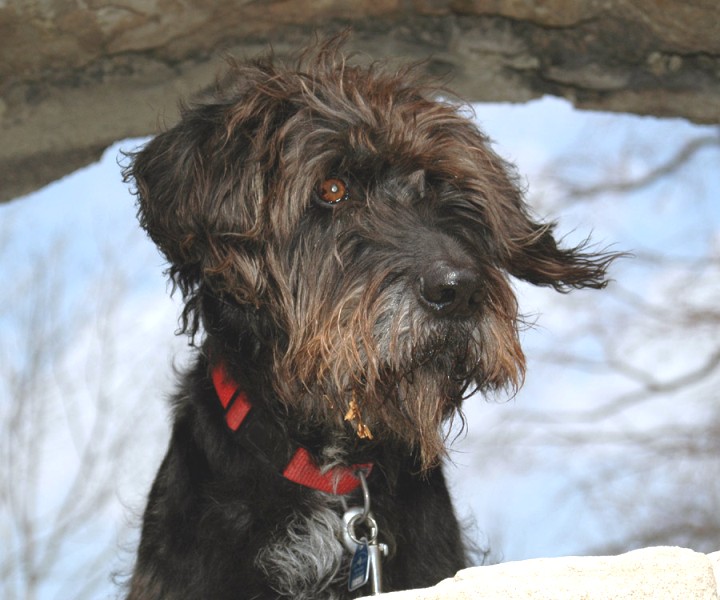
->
xmin=348 ymin=538 xmax=370 ymax=591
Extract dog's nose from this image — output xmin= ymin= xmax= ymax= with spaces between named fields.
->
xmin=419 ymin=261 xmax=484 ymax=318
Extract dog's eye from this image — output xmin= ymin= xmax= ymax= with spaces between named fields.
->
xmin=317 ymin=178 xmax=349 ymax=204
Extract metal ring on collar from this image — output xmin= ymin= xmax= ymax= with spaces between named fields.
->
xmin=346 ymin=510 xmax=379 ymax=545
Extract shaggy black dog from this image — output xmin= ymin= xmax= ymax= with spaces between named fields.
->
xmin=124 ymin=35 xmax=618 ymax=599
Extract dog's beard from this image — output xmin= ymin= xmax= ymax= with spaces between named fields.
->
xmin=275 ymin=276 xmax=525 ymax=471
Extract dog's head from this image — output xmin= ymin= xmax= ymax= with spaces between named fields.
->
xmin=126 ymin=35 xmax=618 ymax=468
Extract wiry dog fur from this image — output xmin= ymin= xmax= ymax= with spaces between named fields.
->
xmin=124 ymin=35 xmax=618 ymax=599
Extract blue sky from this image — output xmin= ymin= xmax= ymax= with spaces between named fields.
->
xmin=1 ymin=95 xmax=718 ymax=598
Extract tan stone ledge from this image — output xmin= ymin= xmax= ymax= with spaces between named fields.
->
xmin=362 ymin=547 xmax=720 ymax=599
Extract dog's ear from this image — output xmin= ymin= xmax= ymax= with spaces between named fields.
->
xmin=500 ymin=209 xmax=618 ymax=291
xmin=124 ymin=100 xmax=269 ymax=308
xmin=464 ymin=136 xmax=619 ymax=291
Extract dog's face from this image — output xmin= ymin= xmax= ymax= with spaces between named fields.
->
xmin=127 ymin=37 xmax=615 ymax=469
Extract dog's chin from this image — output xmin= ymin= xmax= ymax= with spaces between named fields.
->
xmin=345 ymin=349 xmax=477 ymax=471
xmin=394 ymin=351 xmax=475 ymax=415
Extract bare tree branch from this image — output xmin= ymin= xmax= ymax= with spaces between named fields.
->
xmin=549 ymin=131 xmax=720 ymax=204
xmin=0 ymin=235 xmax=171 ymax=599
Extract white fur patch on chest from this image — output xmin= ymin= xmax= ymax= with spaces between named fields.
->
xmin=255 ymin=497 xmax=348 ymax=599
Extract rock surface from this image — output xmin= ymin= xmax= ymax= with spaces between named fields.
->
xmin=1 ymin=1 xmax=719 ymax=202
xmin=361 ymin=547 xmax=720 ymax=599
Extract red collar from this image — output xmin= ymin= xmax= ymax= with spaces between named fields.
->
xmin=211 ymin=363 xmax=372 ymax=495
